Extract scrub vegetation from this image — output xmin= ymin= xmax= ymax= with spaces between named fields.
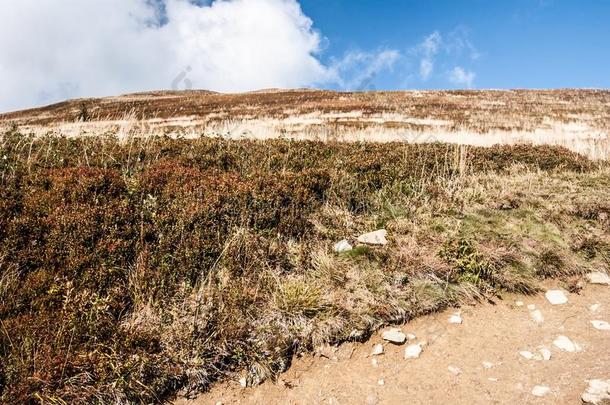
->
xmin=0 ymin=129 xmax=608 ymax=403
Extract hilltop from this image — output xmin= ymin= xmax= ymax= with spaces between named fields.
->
xmin=2 ymin=89 xmax=609 ymax=159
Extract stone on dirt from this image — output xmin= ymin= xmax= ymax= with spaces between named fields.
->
xmin=371 ymin=343 xmax=384 ymax=355
xmin=545 ymin=290 xmax=568 ymax=305
xmin=553 ymin=335 xmax=581 ymax=352
xmin=357 ymin=229 xmax=388 ymax=246
xmin=333 ymin=239 xmax=352 ymax=253
xmin=587 ymin=272 xmax=610 ymax=286
xmin=581 ymin=379 xmax=610 ymax=404
xmin=449 ymin=313 xmax=463 ymax=324
xmin=590 ymin=320 xmax=610 ymax=331
xmin=539 ymin=348 xmax=552 ymax=361
xmin=531 ymin=385 xmax=551 ymax=397
xmin=382 ymin=328 xmax=406 ymax=344
xmin=482 ymin=361 xmax=494 ymax=369
xmin=520 ymin=351 xmax=534 ymax=360
xmin=530 ymin=309 xmax=544 ymax=324
xmin=448 ymin=366 xmax=462 ymax=375
xmin=404 ymin=344 xmax=423 ymax=359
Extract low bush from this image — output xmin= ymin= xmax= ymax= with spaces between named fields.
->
xmin=0 ymin=131 xmax=604 ymax=403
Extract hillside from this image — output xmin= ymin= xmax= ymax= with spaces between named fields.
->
xmin=1 ymin=89 xmax=609 ymax=159
xmin=0 ymin=90 xmax=609 ymax=403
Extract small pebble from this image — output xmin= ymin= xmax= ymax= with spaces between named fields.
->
xmin=377 ymin=379 xmax=385 ymax=386
xmin=371 ymin=343 xmax=384 ymax=356
xmin=519 ymin=350 xmax=534 ymax=359
xmin=482 ymin=361 xmax=494 ymax=369
xmin=545 ymin=290 xmax=568 ymax=305
xmin=404 ymin=344 xmax=423 ymax=359
xmin=448 ymin=365 xmax=462 ymax=375
xmin=539 ymin=348 xmax=552 ymax=361
xmin=515 ymin=301 xmax=524 ymax=307
xmin=449 ymin=313 xmax=463 ymax=324
xmin=553 ymin=335 xmax=581 ymax=352
xmin=382 ymin=328 xmax=406 ymax=344
xmin=532 ymin=385 xmax=551 ymax=397
xmin=530 ymin=309 xmax=545 ymax=324
xmin=590 ymin=320 xmax=610 ymax=331
xmin=587 ymin=271 xmax=610 ymax=285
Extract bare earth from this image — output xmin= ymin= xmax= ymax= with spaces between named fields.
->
xmin=180 ymin=282 xmax=610 ymax=404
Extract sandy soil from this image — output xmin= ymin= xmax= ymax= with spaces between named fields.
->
xmin=178 ymin=282 xmax=610 ymax=404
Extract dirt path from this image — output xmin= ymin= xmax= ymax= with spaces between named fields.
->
xmin=179 ymin=282 xmax=610 ymax=404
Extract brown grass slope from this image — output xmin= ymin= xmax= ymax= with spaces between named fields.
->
xmin=2 ymin=89 xmax=609 ymax=133
xmin=0 ymin=129 xmax=609 ymax=403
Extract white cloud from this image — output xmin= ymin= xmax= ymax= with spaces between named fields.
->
xmin=414 ymin=31 xmax=442 ymax=81
xmin=409 ymin=29 xmax=479 ymax=86
xmin=448 ymin=66 xmax=476 ymax=88
xmin=0 ymin=0 xmax=336 ymax=112
xmin=446 ymin=26 xmax=480 ymax=61
xmin=330 ymin=49 xmax=400 ymax=91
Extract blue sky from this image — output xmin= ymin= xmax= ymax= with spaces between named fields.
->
xmin=301 ymin=0 xmax=610 ymax=90
xmin=0 ymin=0 xmax=609 ymax=112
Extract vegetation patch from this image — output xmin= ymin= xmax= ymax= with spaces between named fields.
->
xmin=0 ymin=130 xmax=608 ymax=403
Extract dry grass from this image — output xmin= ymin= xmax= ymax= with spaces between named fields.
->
xmin=1 ymin=89 xmax=609 ymax=160
xmin=0 ymin=129 xmax=608 ymax=403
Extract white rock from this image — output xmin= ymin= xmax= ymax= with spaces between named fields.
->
xmin=404 ymin=344 xmax=423 ymax=359
xmin=520 ymin=350 xmax=534 ymax=360
xmin=527 ymin=304 xmax=536 ymax=310
xmin=357 ymin=229 xmax=388 ymax=246
xmin=449 ymin=313 xmax=463 ymax=324
xmin=587 ymin=272 xmax=610 ymax=286
xmin=590 ymin=304 xmax=601 ymax=312
xmin=371 ymin=343 xmax=384 ymax=355
xmin=581 ymin=379 xmax=610 ymax=404
xmin=539 ymin=348 xmax=552 ymax=361
xmin=382 ymin=328 xmax=406 ymax=344
xmin=482 ymin=361 xmax=494 ymax=369
xmin=515 ymin=301 xmax=524 ymax=307
xmin=333 ymin=239 xmax=353 ymax=253
xmin=488 ymin=378 xmax=499 ymax=382
xmin=532 ymin=385 xmax=551 ymax=397
xmin=371 ymin=358 xmax=378 ymax=367
xmin=591 ymin=320 xmax=610 ymax=331
xmin=545 ymin=290 xmax=568 ymax=305
xmin=377 ymin=379 xmax=385 ymax=386
xmin=448 ymin=366 xmax=462 ymax=375
xmin=530 ymin=309 xmax=545 ymax=324
xmin=239 ymin=377 xmax=248 ymax=387
xmin=365 ymin=394 xmax=379 ymax=405
xmin=553 ymin=335 xmax=581 ymax=352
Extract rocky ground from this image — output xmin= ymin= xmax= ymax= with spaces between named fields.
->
xmin=182 ymin=275 xmax=610 ymax=405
